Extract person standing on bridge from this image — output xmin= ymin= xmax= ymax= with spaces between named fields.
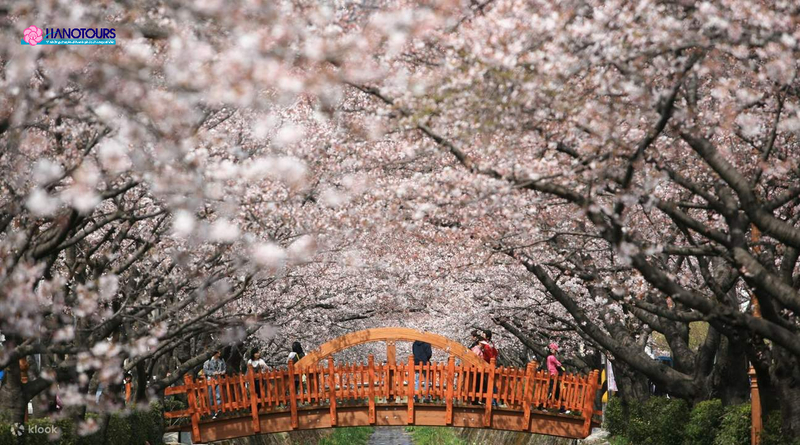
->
xmin=287 ymin=342 xmax=306 ymax=399
xmin=469 ymin=330 xmax=484 ymax=404
xmin=412 ymin=340 xmax=432 ymax=403
xmin=546 ymin=343 xmax=568 ymax=413
xmin=203 ymin=350 xmax=226 ymax=419
xmin=469 ymin=330 xmax=483 ymax=356
xmin=247 ymin=350 xmax=268 ymax=398
xmin=480 ymin=331 xmax=499 ymax=407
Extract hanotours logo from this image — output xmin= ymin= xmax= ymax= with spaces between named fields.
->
xmin=21 ymin=25 xmax=116 ymax=46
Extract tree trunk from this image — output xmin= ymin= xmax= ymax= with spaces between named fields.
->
xmin=613 ymin=360 xmax=650 ymax=402
xmin=0 ymin=361 xmax=27 ymax=424
xmin=710 ymin=336 xmax=750 ymax=405
xmin=135 ymin=360 xmax=148 ymax=402
xmin=771 ymin=346 xmax=800 ymax=438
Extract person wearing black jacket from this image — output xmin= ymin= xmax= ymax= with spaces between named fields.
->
xmin=412 ymin=341 xmax=432 ymax=402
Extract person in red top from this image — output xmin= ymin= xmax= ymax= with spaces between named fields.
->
xmin=546 ymin=343 xmax=568 ymax=413
xmin=480 ymin=331 xmax=499 ymax=407
xmin=480 ymin=330 xmax=498 ymax=364
xmin=546 ymin=342 xmax=562 ymax=374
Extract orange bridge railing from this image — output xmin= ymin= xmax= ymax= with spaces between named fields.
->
xmin=164 ymin=356 xmax=601 ymax=443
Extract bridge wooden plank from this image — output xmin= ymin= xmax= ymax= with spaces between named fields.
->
xmin=327 ymin=358 xmax=337 ymax=426
xmin=582 ymin=370 xmax=599 ymax=437
xmin=512 ymin=367 xmax=523 ymax=406
xmin=522 ymin=363 xmax=534 ymax=431
xmin=310 ymin=367 xmax=318 ymax=404
xmin=348 ymin=364 xmax=354 ymax=400
xmin=437 ymin=362 xmax=444 ymax=400
xmin=445 ymin=357 xmax=455 ymax=424
xmin=282 ymin=369 xmax=289 ymax=406
xmin=163 ymin=409 xmax=192 ymax=418
xmin=288 ymin=360 xmax=299 ymax=429
xmin=407 ymin=356 xmax=414 ymax=424
xmin=469 ymin=367 xmax=477 ymax=404
xmin=503 ymin=369 xmax=511 ymax=406
xmin=240 ymin=374 xmax=248 ymax=411
xmin=453 ymin=363 xmax=462 ymax=405
xmin=268 ymin=370 xmax=276 ymax=409
xmin=184 ymin=374 xmax=201 ymax=443
xmin=425 ymin=362 xmax=430 ymax=400
xmin=368 ymin=355 xmax=376 ymax=425
xmin=164 ymin=385 xmax=187 ymax=395
xmin=227 ymin=375 xmax=234 ymax=412
xmin=247 ymin=365 xmax=261 ymax=434
xmin=386 ymin=340 xmax=396 ymax=365
xmin=483 ymin=358 xmax=496 ymax=427
xmin=359 ymin=363 xmax=365 ymax=399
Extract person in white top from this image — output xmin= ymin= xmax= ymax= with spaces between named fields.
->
xmin=287 ymin=342 xmax=306 ymax=399
xmin=247 ymin=350 xmax=267 ymax=398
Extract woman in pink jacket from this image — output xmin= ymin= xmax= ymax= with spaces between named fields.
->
xmin=546 ymin=343 xmax=567 ymax=413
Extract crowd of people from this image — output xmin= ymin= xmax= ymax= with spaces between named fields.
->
xmin=201 ymin=341 xmax=305 ymax=418
xmin=199 ymin=332 xmax=569 ymax=417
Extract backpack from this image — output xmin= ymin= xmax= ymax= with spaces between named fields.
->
xmin=481 ymin=342 xmax=498 ymax=363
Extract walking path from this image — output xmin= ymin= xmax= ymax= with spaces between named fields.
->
xmin=368 ymin=427 xmax=413 ymax=445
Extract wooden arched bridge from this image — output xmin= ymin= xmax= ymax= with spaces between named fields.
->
xmin=164 ymin=328 xmax=602 ymax=443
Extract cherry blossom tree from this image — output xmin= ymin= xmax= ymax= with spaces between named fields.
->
xmin=3 ymin=0 xmax=800 ymax=439
xmin=330 ymin=0 xmax=800 ymax=434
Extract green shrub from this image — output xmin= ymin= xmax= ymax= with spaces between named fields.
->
xmin=124 ymin=412 xmax=146 ymax=445
xmin=405 ymin=427 xmax=465 ymax=445
xmin=758 ymin=411 xmax=800 ymax=445
xmin=684 ymin=399 xmax=724 ymax=445
xmin=0 ymin=421 xmax=19 ymax=445
xmin=21 ymin=418 xmax=57 ymax=445
xmin=713 ymin=403 xmax=750 ymax=445
xmin=104 ymin=414 xmax=131 ymax=445
xmin=143 ymin=404 xmax=165 ymax=445
xmin=76 ymin=413 xmax=104 ymax=445
xmin=759 ymin=411 xmax=781 ymax=445
xmin=122 ymin=407 xmax=163 ymax=445
xmin=626 ymin=397 xmax=688 ymax=445
xmin=54 ymin=419 xmax=76 ymax=445
xmin=318 ymin=427 xmax=372 ymax=445
xmin=605 ymin=395 xmax=628 ymax=437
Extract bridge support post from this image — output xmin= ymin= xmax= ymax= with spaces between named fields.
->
xmin=407 ymin=355 xmax=415 ymax=424
xmin=328 ymin=358 xmax=337 ymax=426
xmin=386 ymin=341 xmax=396 ymax=365
xmin=582 ymin=370 xmax=600 ymax=437
xmin=368 ymin=355 xmax=376 ymax=425
xmin=288 ymin=360 xmax=299 ymax=429
xmin=484 ymin=358 xmax=496 ymax=428
xmin=522 ymin=362 xmax=534 ymax=431
xmin=750 ymin=367 xmax=762 ymax=445
xmin=184 ymin=374 xmax=201 ymax=443
xmin=247 ymin=365 xmax=261 ymax=435
xmin=445 ymin=356 xmax=455 ymax=425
